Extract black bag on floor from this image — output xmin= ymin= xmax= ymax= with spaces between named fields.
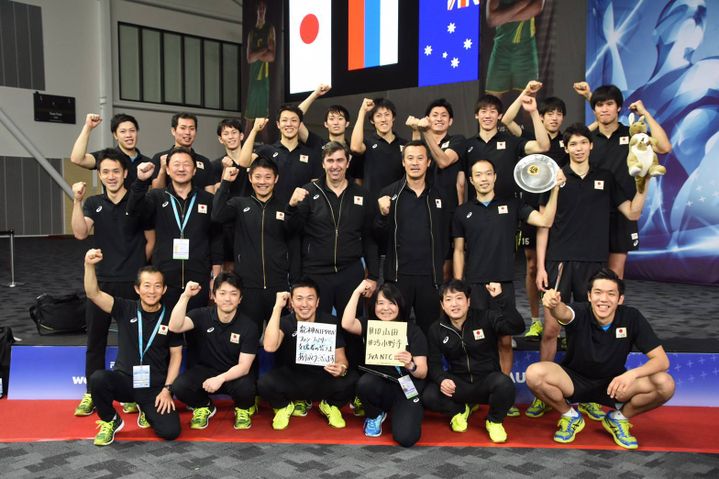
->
xmin=29 ymin=292 xmax=87 ymax=335
xmin=0 ymin=326 xmax=14 ymax=398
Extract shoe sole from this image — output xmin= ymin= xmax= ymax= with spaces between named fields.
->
xmin=95 ymin=420 xmax=124 ymax=446
xmin=554 ymin=419 xmax=585 ymax=443
xmin=190 ymin=407 xmax=217 ymax=430
xmin=601 ymin=419 xmax=638 ymax=449
xmin=137 ymin=414 xmax=150 ymax=429
xmin=74 ymin=409 xmax=95 ymax=417
xmin=234 ymin=422 xmax=252 ymax=430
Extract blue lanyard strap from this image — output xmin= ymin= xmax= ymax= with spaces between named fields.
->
xmin=167 ymin=192 xmax=197 ymax=237
xmin=137 ymin=306 xmax=165 ymax=364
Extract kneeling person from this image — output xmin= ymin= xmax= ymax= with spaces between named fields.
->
xmin=84 ymin=249 xmax=182 ymax=446
xmin=526 ymin=268 xmax=675 ymax=449
xmin=258 ymin=278 xmax=357 ymax=430
xmin=169 ymin=273 xmax=259 ymax=430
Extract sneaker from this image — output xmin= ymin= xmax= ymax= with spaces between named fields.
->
xmin=578 ymin=402 xmax=606 ymax=421
xmin=234 ymin=407 xmax=252 ymax=430
xmin=137 ymin=410 xmax=150 ymax=429
xmin=525 ymin=397 xmax=551 ymax=418
xmin=525 ymin=320 xmax=543 ymax=340
xmin=122 ymin=402 xmax=139 ymax=414
xmin=272 ymin=403 xmax=295 ymax=430
xmin=602 ymin=414 xmax=638 ymax=449
xmin=363 ymin=412 xmax=387 ymax=437
xmin=74 ymin=393 xmax=95 ymax=416
xmin=450 ymin=404 xmax=470 ymax=433
xmin=318 ymin=400 xmax=346 ymax=428
xmin=350 ymin=395 xmax=365 ymax=417
xmin=189 ymin=405 xmax=216 ymax=430
xmin=292 ymin=400 xmax=312 ymax=417
xmin=554 ymin=414 xmax=585 ymax=443
xmin=93 ymin=417 xmax=124 ymax=446
xmin=469 ymin=404 xmax=481 ymax=414
xmin=485 ymin=420 xmax=508 ymax=443
xmin=507 ymin=405 xmax=520 ymax=417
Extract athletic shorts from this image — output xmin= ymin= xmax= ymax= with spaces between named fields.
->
xmin=518 ymin=222 xmax=536 ymax=249
xmin=562 ymin=366 xmax=617 ymax=409
xmin=485 ymin=39 xmax=539 ymax=93
xmin=609 ymin=213 xmax=639 ymax=253
xmin=546 ymin=261 xmax=605 ymax=303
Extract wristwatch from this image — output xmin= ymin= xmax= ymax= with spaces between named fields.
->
xmin=408 ymin=361 xmax=417 ymax=373
xmin=163 ymin=384 xmax=173 ymax=393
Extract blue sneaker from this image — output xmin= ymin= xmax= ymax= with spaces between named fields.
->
xmin=602 ymin=413 xmax=638 ymax=449
xmin=554 ymin=413 xmax=585 ymax=443
xmin=363 ymin=412 xmax=387 ymax=437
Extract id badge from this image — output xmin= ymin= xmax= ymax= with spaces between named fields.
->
xmin=173 ymin=238 xmax=190 ymax=260
xmin=133 ymin=365 xmax=150 ymax=389
xmin=398 ymin=374 xmax=418 ymax=399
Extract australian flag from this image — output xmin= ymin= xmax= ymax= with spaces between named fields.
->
xmin=418 ymin=0 xmax=480 ymax=87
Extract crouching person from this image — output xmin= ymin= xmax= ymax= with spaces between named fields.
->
xmin=526 ymin=268 xmax=675 ymax=449
xmin=169 ymin=273 xmax=259 ymax=430
xmin=84 ymin=249 xmax=181 ymax=446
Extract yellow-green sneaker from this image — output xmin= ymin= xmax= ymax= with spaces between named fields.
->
xmin=450 ymin=404 xmax=470 ymax=433
xmin=74 ymin=393 xmax=95 ymax=416
xmin=93 ymin=417 xmax=124 ymax=446
xmin=292 ymin=400 xmax=312 ymax=417
xmin=554 ymin=414 xmax=585 ymax=443
xmin=122 ymin=402 xmax=139 ymax=414
xmin=524 ymin=320 xmax=543 ymax=340
xmin=525 ymin=397 xmax=551 ymax=418
xmin=137 ymin=410 xmax=150 ymax=429
xmin=507 ymin=405 xmax=520 ymax=417
xmin=602 ymin=414 xmax=638 ymax=449
xmin=485 ymin=420 xmax=508 ymax=443
xmin=234 ymin=407 xmax=252 ymax=430
xmin=190 ymin=405 xmax=216 ymax=430
xmin=318 ymin=400 xmax=346 ymax=428
xmin=578 ymin=402 xmax=606 ymax=421
xmin=272 ymin=403 xmax=295 ymax=430
xmin=350 ymin=395 xmax=365 ymax=417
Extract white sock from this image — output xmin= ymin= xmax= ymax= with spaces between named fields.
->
xmin=562 ymin=407 xmax=579 ymax=418
xmin=531 ymin=317 xmax=540 ymax=323
xmin=609 ymin=409 xmax=627 ymax=420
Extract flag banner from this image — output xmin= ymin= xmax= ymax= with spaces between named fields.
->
xmin=348 ymin=0 xmax=399 ymax=71
xmin=289 ymin=0 xmax=332 ymax=94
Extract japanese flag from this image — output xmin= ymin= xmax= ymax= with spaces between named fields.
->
xmin=289 ymin=1 xmax=332 ymax=94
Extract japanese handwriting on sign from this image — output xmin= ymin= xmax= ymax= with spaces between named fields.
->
xmin=295 ymin=322 xmax=336 ymax=366
xmin=365 ymin=320 xmax=407 ymax=366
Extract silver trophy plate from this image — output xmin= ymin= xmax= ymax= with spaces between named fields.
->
xmin=514 ymin=154 xmax=560 ymax=194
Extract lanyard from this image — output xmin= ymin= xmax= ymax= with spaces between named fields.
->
xmin=167 ymin=192 xmax=197 ymax=237
xmin=137 ymin=306 xmax=165 ymax=364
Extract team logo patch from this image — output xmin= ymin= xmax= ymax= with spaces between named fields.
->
xmin=619 ymin=136 xmax=629 ymax=145
xmin=230 ymin=333 xmax=240 ymax=344
xmin=467 ymin=146 xmax=474 ymax=153
xmin=498 ymin=205 xmax=508 ymax=214
xmin=207 ymin=327 xmax=215 ymax=333
xmin=276 ymin=211 xmax=285 ymax=221
xmin=594 ymin=180 xmax=605 ymax=190
xmin=130 ymin=317 xmax=138 ymax=323
xmin=616 ymin=327 xmax=627 ymax=338
xmin=158 ymin=325 xmax=169 ymax=335
xmin=96 ymin=206 xmax=102 ymax=213
xmin=399 ymin=145 xmax=404 ymax=152
xmin=313 ymin=194 xmax=320 ymax=200
xmin=299 ymin=154 xmax=309 ymax=163
xmin=442 ymin=336 xmax=449 ymax=344
xmin=441 ymin=141 xmax=450 ymax=149
xmin=197 ymin=204 xmax=207 ymax=214
xmin=162 ymin=201 xmax=169 ymax=208
xmin=473 ymin=329 xmax=485 ymax=340
xmin=243 ymin=206 xmax=251 ymax=213
xmin=292 ymin=331 xmax=298 ymax=338
xmin=435 ymin=199 xmax=442 ymax=208
xmin=631 ymin=233 xmax=639 ymax=240
xmin=272 ymin=152 xmax=279 ymax=158
xmin=497 ymin=141 xmax=506 ymax=150
xmin=559 ymin=140 xmax=565 ymax=148
xmin=466 ymin=211 xmax=473 ymax=219
xmin=372 ymin=144 xmax=378 ymax=149
xmin=354 ymin=195 xmax=364 ymax=206
xmin=196 ymin=161 xmax=205 ymax=169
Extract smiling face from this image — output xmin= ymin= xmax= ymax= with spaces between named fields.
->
xmin=371 ymin=107 xmax=394 ymax=135
xmin=374 ymin=291 xmax=399 ymax=322
xmin=219 ymin=126 xmax=243 ymax=151
xmin=428 ymin=106 xmax=453 ymax=135
xmin=172 ymin=118 xmax=197 ymax=147
xmin=277 ymin=110 xmax=301 ymax=141
xmin=322 ymin=149 xmax=349 ymax=183
xmin=214 ymin=281 xmax=242 ymax=315
xmin=166 ymin=152 xmax=196 ymax=186
xmin=588 ymin=278 xmax=624 ymax=324
xmin=402 ymin=144 xmax=431 ymax=181
xmin=440 ymin=289 xmax=470 ymax=322
xmin=469 ymin=160 xmax=496 ymax=196
xmin=290 ymin=286 xmax=319 ymax=322
xmin=475 ymin=105 xmax=501 ymax=132
xmin=135 ymin=271 xmax=166 ymax=310
xmin=324 ymin=111 xmax=349 ymax=136
xmin=565 ymin=134 xmax=593 ymax=165
xmin=249 ymin=165 xmax=277 ymax=200
xmin=97 ymin=159 xmax=127 ymax=194
xmin=541 ymin=109 xmax=565 ymax=135
xmin=113 ymin=121 xmax=138 ymax=151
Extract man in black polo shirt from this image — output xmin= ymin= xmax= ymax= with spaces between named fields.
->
xmin=213 ymin=156 xmax=296 ymax=331
xmin=169 ymin=273 xmax=259 ymax=430
xmin=526 ymin=268 xmax=675 ymax=449
xmin=258 ymin=278 xmax=357 ymax=430
xmin=527 ymin=123 xmax=653 ymax=418
xmin=375 ymin=140 xmax=449 ymax=335
xmin=350 ymin=97 xmax=407 ymax=196
xmin=457 ymin=93 xmax=549 ymax=203
xmin=574 ymin=83 xmax=671 ymax=278
xmin=84 ymin=249 xmax=182 ymax=446
xmin=71 ymin=149 xmax=148 ymax=418
xmin=453 ymin=157 xmax=563 ymax=415
xmin=150 ymin=112 xmax=216 ymax=193
xmin=237 ymin=106 xmax=323 ymax=202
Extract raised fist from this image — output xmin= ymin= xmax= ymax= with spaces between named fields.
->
xmin=72 ymin=182 xmax=87 ymax=201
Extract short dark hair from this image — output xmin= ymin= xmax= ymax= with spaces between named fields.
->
xmin=425 ymin=98 xmax=454 ymax=118
xmin=590 ymin=84 xmax=624 ymax=109
xmin=402 ymin=139 xmax=431 ymax=161
xmin=562 ymin=123 xmax=593 ymax=145
xmin=439 ymin=279 xmax=471 ymax=300
xmin=321 ymin=141 xmax=349 ymax=160
xmin=216 ymin=118 xmax=243 ymax=136
xmin=212 ymin=271 xmax=243 ymax=294
xmin=588 ymin=268 xmax=625 ymax=296
xmin=110 ymin=113 xmax=139 ymax=134
xmin=290 ymin=276 xmax=320 ymax=297
xmin=369 ymin=282 xmax=408 ymax=322
xmin=96 ymin=148 xmax=127 ymax=171
xmin=369 ymin=98 xmax=396 ymax=120
xmin=277 ymin=104 xmax=304 ymax=123
xmin=469 ymin=158 xmax=496 ymax=174
xmin=325 ymin=104 xmax=351 ymax=123
xmin=165 ymin=146 xmax=195 ymax=167
xmin=135 ymin=266 xmax=164 ymax=287
xmin=171 ymin=112 xmax=198 ymax=129
xmin=475 ymin=94 xmax=503 ymax=114
xmin=539 ymin=97 xmax=567 ymax=116
xmin=248 ymin=155 xmax=279 ymax=176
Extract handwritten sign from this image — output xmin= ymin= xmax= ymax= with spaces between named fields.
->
xmin=365 ymin=320 xmax=407 ymax=366
xmin=295 ymin=322 xmax=336 ymax=366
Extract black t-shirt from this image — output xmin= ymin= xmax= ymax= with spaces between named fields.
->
xmin=276 ymin=312 xmax=345 ymax=372
xmin=150 ymin=147 xmax=215 ymax=191
xmin=91 ymin=147 xmax=150 ymax=190
xmin=211 ymin=156 xmax=250 ymax=198
xmin=430 ymin=134 xmax=465 ymax=213
xmin=461 ymin=130 xmax=528 ymax=200
xmin=353 ymin=132 xmax=407 ymax=196
xmin=255 ymin=137 xmax=323 ymax=202
xmin=452 ymin=197 xmax=534 ymax=282
xmin=187 ymin=306 xmax=259 ymax=373
xmin=539 ymin=165 xmax=627 ymax=262
xmin=591 ymin=124 xmax=635 ymax=199
xmin=111 ymin=298 xmax=183 ymax=387
xmin=396 ymin=187 xmax=433 ymax=275
xmin=83 ymin=193 xmax=146 ymax=282
xmin=562 ymin=302 xmax=661 ymax=380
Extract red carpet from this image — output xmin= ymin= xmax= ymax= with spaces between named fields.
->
xmin=0 ymin=400 xmax=717 ymax=453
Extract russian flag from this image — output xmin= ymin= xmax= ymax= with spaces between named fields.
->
xmin=348 ymin=0 xmax=398 ymax=71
